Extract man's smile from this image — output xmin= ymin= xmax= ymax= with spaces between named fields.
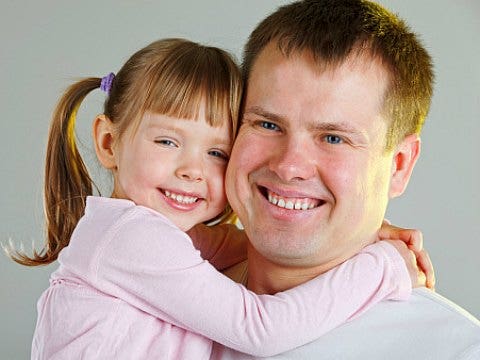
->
xmin=258 ymin=187 xmax=325 ymax=211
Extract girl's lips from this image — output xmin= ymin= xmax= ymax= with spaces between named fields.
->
xmin=164 ymin=190 xmax=198 ymax=204
xmin=158 ymin=188 xmax=204 ymax=211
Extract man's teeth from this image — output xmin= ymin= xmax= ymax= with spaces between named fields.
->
xmin=268 ymin=192 xmax=316 ymax=210
xmin=165 ymin=190 xmax=197 ymax=204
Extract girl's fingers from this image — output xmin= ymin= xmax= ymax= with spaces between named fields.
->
xmin=378 ymin=223 xmax=424 ymax=251
xmin=414 ymin=249 xmax=436 ymax=290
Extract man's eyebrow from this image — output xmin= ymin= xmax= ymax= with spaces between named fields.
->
xmin=245 ymin=107 xmax=364 ymax=135
xmin=310 ymin=122 xmax=364 ymax=135
xmin=243 ymin=106 xmax=285 ymax=122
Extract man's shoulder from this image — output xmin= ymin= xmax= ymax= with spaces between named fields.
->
xmin=280 ymin=288 xmax=480 ymax=359
xmin=213 ymin=288 xmax=480 ymax=360
xmin=409 ymin=288 xmax=479 ymax=327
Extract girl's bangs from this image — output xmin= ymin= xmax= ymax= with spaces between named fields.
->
xmin=143 ymin=48 xmax=239 ymax=137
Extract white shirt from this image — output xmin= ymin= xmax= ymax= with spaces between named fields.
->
xmin=212 ymin=288 xmax=480 ymax=359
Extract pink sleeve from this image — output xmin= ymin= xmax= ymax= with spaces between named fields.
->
xmin=75 ymin=214 xmax=410 ymax=357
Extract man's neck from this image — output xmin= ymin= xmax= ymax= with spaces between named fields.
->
xmin=245 ymin=243 xmax=348 ymax=294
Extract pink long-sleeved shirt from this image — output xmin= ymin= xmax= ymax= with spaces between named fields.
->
xmin=32 ymin=196 xmax=410 ymax=359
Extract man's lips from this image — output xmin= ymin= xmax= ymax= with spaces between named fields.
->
xmin=258 ymin=186 xmax=325 ymax=210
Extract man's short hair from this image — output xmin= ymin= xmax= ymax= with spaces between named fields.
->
xmin=243 ymin=0 xmax=434 ymax=150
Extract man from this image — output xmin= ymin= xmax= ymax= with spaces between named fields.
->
xmin=212 ymin=0 xmax=480 ymax=358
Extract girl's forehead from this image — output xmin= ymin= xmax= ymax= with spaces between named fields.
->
xmin=141 ymin=111 xmax=232 ymax=140
xmin=147 ymin=100 xmax=233 ymax=130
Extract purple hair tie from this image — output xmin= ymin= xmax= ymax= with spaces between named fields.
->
xmin=100 ymin=72 xmax=115 ymax=94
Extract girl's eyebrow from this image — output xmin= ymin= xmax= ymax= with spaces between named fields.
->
xmin=211 ymin=138 xmax=232 ymax=147
xmin=147 ymin=121 xmax=231 ymax=146
xmin=146 ymin=119 xmax=176 ymax=130
xmin=146 ymin=121 xmax=185 ymax=136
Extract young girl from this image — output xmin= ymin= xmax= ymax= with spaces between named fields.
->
xmin=13 ymin=38 xmax=421 ymax=359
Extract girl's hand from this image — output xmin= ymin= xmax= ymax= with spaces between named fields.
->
xmin=377 ymin=220 xmax=435 ymax=290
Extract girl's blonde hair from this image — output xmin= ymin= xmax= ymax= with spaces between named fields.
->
xmin=11 ymin=38 xmax=242 ymax=266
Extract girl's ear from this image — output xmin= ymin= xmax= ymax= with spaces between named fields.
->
xmin=388 ymin=134 xmax=421 ymax=199
xmin=93 ymin=115 xmax=117 ymax=170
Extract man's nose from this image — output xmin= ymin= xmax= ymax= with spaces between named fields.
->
xmin=174 ymin=153 xmax=204 ymax=182
xmin=268 ymin=137 xmax=316 ymax=182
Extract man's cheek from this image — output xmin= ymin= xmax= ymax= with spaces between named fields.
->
xmin=322 ymin=158 xmax=356 ymax=196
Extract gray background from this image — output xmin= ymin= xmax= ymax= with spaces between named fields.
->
xmin=1 ymin=0 xmax=478 ymax=358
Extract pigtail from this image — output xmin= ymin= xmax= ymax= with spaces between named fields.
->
xmin=10 ymin=78 xmax=101 ymax=266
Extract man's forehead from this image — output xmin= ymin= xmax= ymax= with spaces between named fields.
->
xmin=246 ymin=44 xmax=391 ymax=120
xmin=247 ymin=40 xmax=389 ymax=82
xmin=246 ymin=44 xmax=389 ymax=99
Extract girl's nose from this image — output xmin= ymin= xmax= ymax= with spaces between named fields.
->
xmin=174 ymin=156 xmax=204 ymax=182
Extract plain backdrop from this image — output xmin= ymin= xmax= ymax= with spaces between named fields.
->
xmin=1 ymin=1 xmax=478 ymax=358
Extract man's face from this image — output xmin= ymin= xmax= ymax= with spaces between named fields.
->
xmin=226 ymin=44 xmax=397 ymax=267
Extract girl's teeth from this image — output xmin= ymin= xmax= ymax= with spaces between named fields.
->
xmin=164 ymin=190 xmax=197 ymax=204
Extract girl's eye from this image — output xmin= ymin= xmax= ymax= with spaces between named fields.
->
xmin=259 ymin=121 xmax=280 ymax=131
xmin=155 ymin=139 xmax=177 ymax=147
xmin=208 ymin=149 xmax=229 ymax=161
xmin=324 ymin=134 xmax=343 ymax=144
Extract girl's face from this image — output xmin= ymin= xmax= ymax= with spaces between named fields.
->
xmin=111 ymin=106 xmax=232 ymax=231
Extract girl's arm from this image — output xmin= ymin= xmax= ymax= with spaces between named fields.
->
xmin=189 ymin=220 xmax=433 ymax=288
xmin=65 ymin=209 xmax=412 ymax=357
xmin=187 ymin=223 xmax=247 ymax=271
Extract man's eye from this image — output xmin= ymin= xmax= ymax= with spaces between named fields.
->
xmin=155 ymin=139 xmax=177 ymax=147
xmin=208 ymin=149 xmax=229 ymax=161
xmin=259 ymin=121 xmax=280 ymax=131
xmin=324 ymin=135 xmax=343 ymax=144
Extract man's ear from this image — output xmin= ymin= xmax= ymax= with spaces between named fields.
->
xmin=389 ymin=134 xmax=421 ymax=199
xmin=93 ymin=114 xmax=117 ymax=170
